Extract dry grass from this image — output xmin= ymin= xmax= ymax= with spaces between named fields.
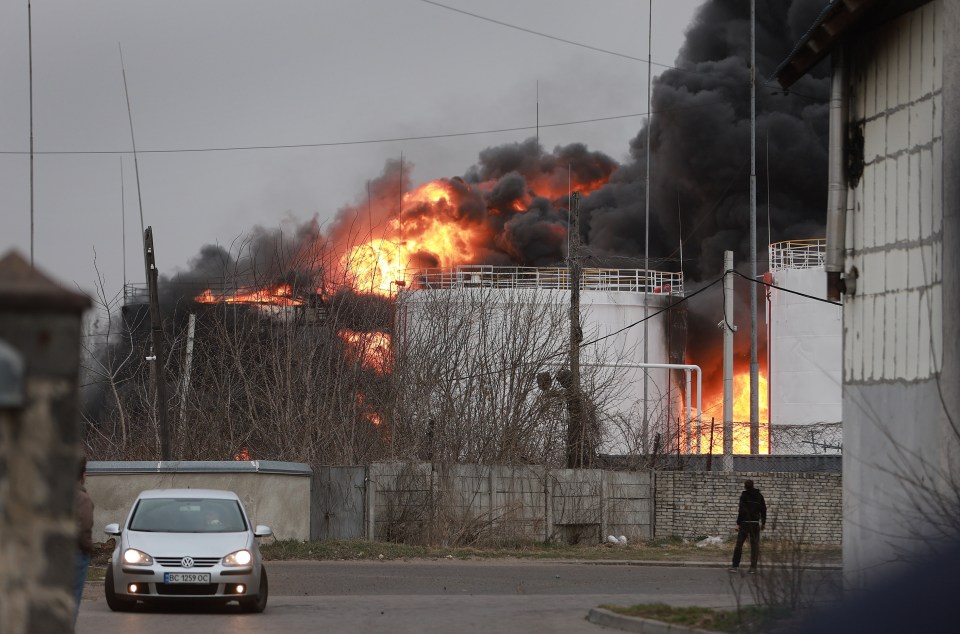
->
xmin=259 ymin=537 xmax=841 ymax=563
xmin=600 ymin=603 xmax=790 ymax=633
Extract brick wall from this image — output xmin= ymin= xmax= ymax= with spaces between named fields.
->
xmin=654 ymin=471 xmax=842 ymax=544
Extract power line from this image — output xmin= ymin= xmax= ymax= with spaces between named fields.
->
xmin=732 ymin=269 xmax=841 ymax=306
xmin=0 ymin=100 xmax=726 ymax=156
xmin=417 ymin=0 xmax=683 ymax=71
xmin=417 ymin=0 xmax=826 ymax=102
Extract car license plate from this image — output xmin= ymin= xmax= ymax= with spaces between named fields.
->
xmin=164 ymin=573 xmax=211 ymax=584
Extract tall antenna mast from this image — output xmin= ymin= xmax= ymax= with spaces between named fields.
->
xmin=567 ymin=163 xmax=571 ymax=258
xmin=642 ymin=0 xmax=653 ymax=451
xmin=766 ymin=131 xmax=772 ymax=249
xmin=28 ymin=0 xmax=34 ymax=266
xmin=536 ymin=80 xmax=539 ymax=147
xmin=121 ymin=158 xmax=127 ymax=289
xmin=398 ymin=152 xmax=404 ymax=251
xmin=677 ymin=192 xmax=684 ymax=280
xmin=119 ymin=43 xmax=147 ymax=279
xmin=749 ymin=0 xmax=760 ymax=454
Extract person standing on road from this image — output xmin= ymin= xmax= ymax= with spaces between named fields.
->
xmin=74 ymin=455 xmax=94 ymax=624
xmin=729 ymin=479 xmax=766 ymax=573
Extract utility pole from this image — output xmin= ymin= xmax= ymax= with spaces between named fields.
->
xmin=28 ymin=0 xmax=34 ymax=266
xmin=749 ymin=0 xmax=760 ymax=455
xmin=144 ymin=227 xmax=171 ymax=460
xmin=722 ymin=250 xmax=735 ymax=471
xmin=641 ymin=0 xmax=653 ymax=454
xmin=179 ymin=313 xmax=196 ymax=425
xmin=566 ymin=192 xmax=585 ymax=468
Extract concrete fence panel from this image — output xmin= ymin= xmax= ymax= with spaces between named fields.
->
xmin=311 ymin=466 xmax=366 ymax=540
xmin=87 ymin=461 xmax=312 ymax=541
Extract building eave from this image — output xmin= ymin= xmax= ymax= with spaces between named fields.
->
xmin=775 ymin=0 xmax=883 ymax=89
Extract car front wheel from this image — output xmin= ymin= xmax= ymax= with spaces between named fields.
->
xmin=104 ymin=566 xmax=136 ymax=612
xmin=239 ymin=568 xmax=268 ymax=613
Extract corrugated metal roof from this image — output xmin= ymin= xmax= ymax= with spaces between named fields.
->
xmin=774 ymin=0 xmax=935 ymax=88
xmin=774 ymin=0 xmax=879 ymax=89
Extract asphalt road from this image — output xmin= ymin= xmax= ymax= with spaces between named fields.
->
xmin=77 ymin=560 xmax=841 ymax=633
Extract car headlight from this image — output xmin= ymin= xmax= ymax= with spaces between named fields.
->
xmin=122 ymin=548 xmax=154 ymax=565
xmin=223 ymin=549 xmax=252 ymax=566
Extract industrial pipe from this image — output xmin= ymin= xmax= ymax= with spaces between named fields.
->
xmin=579 ymin=362 xmax=702 ymax=455
xmin=825 ymin=49 xmax=848 ymax=301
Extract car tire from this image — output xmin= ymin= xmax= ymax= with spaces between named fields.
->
xmin=104 ymin=566 xmax=136 ymax=612
xmin=239 ymin=568 xmax=268 ymax=613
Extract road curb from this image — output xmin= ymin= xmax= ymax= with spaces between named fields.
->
xmin=586 ymin=607 xmax=718 ymax=633
xmin=571 ymin=559 xmax=842 ymax=570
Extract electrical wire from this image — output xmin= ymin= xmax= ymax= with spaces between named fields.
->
xmin=0 ymin=100 xmax=728 ymax=156
xmin=417 ymin=0 xmax=826 ymax=102
xmin=417 ymin=0 xmax=683 ymax=71
xmin=732 ymin=269 xmax=841 ymax=306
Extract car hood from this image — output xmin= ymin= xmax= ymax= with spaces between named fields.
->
xmin=125 ymin=530 xmax=250 ymax=557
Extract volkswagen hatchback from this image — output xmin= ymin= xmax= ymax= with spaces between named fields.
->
xmin=104 ymin=489 xmax=271 ymax=612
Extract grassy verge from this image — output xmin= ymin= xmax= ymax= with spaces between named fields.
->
xmin=259 ymin=537 xmax=840 ymax=563
xmin=599 ymin=603 xmax=791 ymax=633
xmin=87 ymin=566 xmax=106 ymax=582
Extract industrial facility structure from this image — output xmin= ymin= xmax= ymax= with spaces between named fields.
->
xmin=400 ymin=265 xmax=686 ymax=456
xmin=766 ymin=240 xmax=842 ymax=454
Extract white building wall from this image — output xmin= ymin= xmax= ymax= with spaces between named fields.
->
xmin=847 ymin=1 xmax=943 ymax=386
xmin=843 ymin=0 xmax=948 ymax=589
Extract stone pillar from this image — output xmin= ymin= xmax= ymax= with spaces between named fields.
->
xmin=0 ymin=251 xmax=90 ymax=634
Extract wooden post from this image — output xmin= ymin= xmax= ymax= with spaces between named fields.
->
xmin=566 ymin=192 xmax=586 ymax=468
xmin=144 ymin=227 xmax=171 ymax=460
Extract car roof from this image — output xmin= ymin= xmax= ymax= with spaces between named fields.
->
xmin=135 ymin=489 xmax=240 ymax=500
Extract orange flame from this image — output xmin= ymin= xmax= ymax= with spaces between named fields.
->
xmin=680 ymin=371 xmax=769 ymax=454
xmin=195 ymin=284 xmax=303 ymax=306
xmin=355 ymin=391 xmax=382 ymax=427
xmin=341 ymin=180 xmax=484 ymax=295
xmin=340 ymin=329 xmax=392 ymax=374
xmin=233 ymin=447 xmax=251 ymax=461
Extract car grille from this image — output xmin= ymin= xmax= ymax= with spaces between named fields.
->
xmin=155 ymin=557 xmax=220 ymax=568
xmin=155 ymin=583 xmax=219 ymax=596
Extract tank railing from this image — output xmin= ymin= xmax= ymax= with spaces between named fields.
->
xmin=123 ymin=283 xmax=149 ymax=305
xmin=769 ymin=239 xmax=826 ymax=271
xmin=408 ymin=266 xmax=684 ymax=295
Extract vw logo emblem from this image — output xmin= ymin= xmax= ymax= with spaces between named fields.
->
xmin=181 ymin=557 xmax=194 ymax=568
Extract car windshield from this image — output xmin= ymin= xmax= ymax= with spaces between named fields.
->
xmin=128 ymin=498 xmax=248 ymax=533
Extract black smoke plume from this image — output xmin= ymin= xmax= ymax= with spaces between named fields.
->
xmin=98 ymin=0 xmax=830 ymax=414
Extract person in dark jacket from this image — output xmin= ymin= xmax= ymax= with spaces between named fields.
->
xmin=730 ymin=479 xmax=766 ymax=573
xmin=74 ymin=455 xmax=94 ymax=624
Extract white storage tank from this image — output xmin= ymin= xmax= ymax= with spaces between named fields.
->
xmin=767 ymin=240 xmax=842 ymax=454
xmin=399 ymin=266 xmax=683 ymax=455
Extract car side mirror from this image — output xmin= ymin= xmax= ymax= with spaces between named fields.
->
xmin=254 ymin=525 xmax=272 ymax=538
xmin=104 ymin=523 xmax=121 ymax=536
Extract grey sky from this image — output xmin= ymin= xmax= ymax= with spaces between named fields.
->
xmin=0 ymin=0 xmax=701 ymax=299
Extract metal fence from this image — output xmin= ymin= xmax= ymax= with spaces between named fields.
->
xmin=406 ymin=265 xmax=684 ymax=296
xmin=769 ymin=239 xmax=826 ymax=271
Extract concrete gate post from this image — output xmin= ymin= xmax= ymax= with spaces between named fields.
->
xmin=0 ymin=251 xmax=90 ymax=633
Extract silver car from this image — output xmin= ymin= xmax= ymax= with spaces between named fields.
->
xmin=104 ymin=489 xmax=272 ymax=612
